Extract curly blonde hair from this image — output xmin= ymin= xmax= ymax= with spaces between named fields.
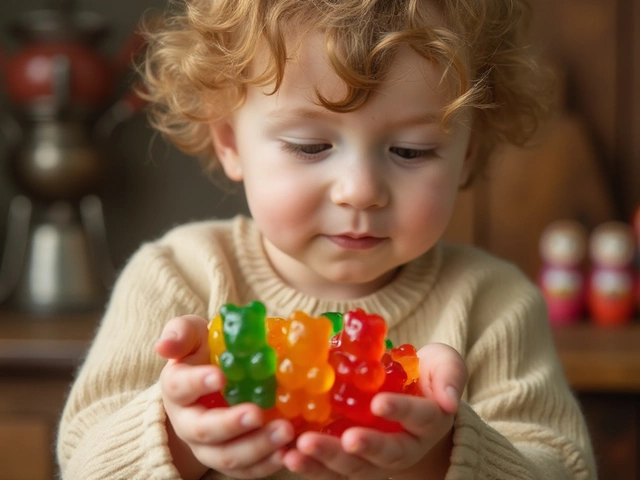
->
xmin=139 ymin=0 xmax=554 ymax=185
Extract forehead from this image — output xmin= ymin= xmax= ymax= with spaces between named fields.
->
xmin=248 ymin=31 xmax=451 ymax=118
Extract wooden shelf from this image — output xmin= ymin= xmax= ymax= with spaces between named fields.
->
xmin=0 ymin=311 xmax=98 ymax=371
xmin=551 ymin=322 xmax=640 ymax=393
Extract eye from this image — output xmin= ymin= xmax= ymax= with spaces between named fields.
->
xmin=390 ymin=146 xmax=438 ymax=161
xmin=280 ymin=142 xmax=332 ymax=158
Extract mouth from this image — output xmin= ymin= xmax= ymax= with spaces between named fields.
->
xmin=326 ymin=234 xmax=385 ymax=250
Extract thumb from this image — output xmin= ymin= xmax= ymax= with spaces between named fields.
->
xmin=155 ymin=315 xmax=210 ymax=365
xmin=417 ymin=343 xmax=468 ymax=414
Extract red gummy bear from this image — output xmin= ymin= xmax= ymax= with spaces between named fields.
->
xmin=391 ymin=344 xmax=420 ymax=388
xmin=328 ymin=309 xmax=387 ymax=425
xmin=380 ymin=353 xmax=407 ymax=393
xmin=195 ymin=391 xmax=228 ymax=409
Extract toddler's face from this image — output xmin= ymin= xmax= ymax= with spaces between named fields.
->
xmin=212 ymin=33 xmax=474 ymax=299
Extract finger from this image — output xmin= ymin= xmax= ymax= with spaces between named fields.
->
xmin=160 ymin=362 xmax=224 ymax=406
xmin=294 ymin=432 xmax=375 ymax=480
xmin=417 ymin=343 xmax=468 ymax=413
xmin=196 ymin=419 xmax=294 ymax=471
xmin=207 ymin=449 xmax=286 ymax=480
xmin=370 ymin=392 xmax=445 ymax=436
xmin=340 ymin=427 xmax=415 ymax=471
xmin=156 ymin=315 xmax=210 ymax=363
xmin=283 ymin=448 xmax=344 ymax=480
xmin=178 ymin=403 xmax=271 ymax=445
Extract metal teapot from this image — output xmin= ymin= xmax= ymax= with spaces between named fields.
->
xmin=0 ymin=0 xmax=145 ymax=112
xmin=0 ymin=1 xmax=146 ymax=202
xmin=0 ymin=1 xmax=146 ymax=312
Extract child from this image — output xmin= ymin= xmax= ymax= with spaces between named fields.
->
xmin=57 ymin=0 xmax=596 ymax=479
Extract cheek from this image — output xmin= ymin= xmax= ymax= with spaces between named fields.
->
xmin=242 ymin=168 xmax=322 ymax=233
xmin=396 ymin=171 xmax=460 ymax=238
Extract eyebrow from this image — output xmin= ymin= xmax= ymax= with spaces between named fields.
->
xmin=267 ymin=107 xmax=441 ymax=128
xmin=267 ymin=107 xmax=329 ymax=124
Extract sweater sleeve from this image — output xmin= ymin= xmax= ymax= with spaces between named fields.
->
xmin=446 ymin=284 xmax=596 ymax=479
xmin=56 ymin=242 xmax=210 ymax=480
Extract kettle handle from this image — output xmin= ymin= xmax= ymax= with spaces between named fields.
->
xmin=0 ymin=196 xmax=32 ymax=304
xmin=0 ymin=113 xmax=23 ymax=151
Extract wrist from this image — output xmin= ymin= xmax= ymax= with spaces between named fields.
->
xmin=394 ymin=426 xmax=454 ymax=480
xmin=166 ymin=417 xmax=209 ymax=480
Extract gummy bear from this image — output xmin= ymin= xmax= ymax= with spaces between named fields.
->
xmin=391 ymin=344 xmax=420 ymax=388
xmin=320 ymin=312 xmax=344 ymax=335
xmin=265 ymin=316 xmax=288 ymax=356
xmin=207 ymin=314 xmax=225 ymax=365
xmin=195 ymin=391 xmax=228 ymax=409
xmin=380 ymin=353 xmax=407 ymax=393
xmin=275 ymin=311 xmax=335 ymax=423
xmin=322 ymin=312 xmax=344 ymax=351
xmin=328 ymin=309 xmax=387 ymax=425
xmin=218 ymin=301 xmax=277 ymax=409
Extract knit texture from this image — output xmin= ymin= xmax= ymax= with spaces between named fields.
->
xmin=56 ymin=216 xmax=596 ymax=479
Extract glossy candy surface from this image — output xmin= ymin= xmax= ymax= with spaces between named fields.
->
xmin=329 ymin=309 xmax=387 ymax=425
xmin=201 ymin=303 xmax=422 ymax=435
xmin=195 ymin=391 xmax=228 ymax=409
xmin=391 ymin=344 xmax=420 ymax=387
xmin=218 ymin=301 xmax=277 ymax=409
xmin=207 ymin=314 xmax=225 ymax=365
xmin=266 ymin=316 xmax=288 ymax=355
xmin=275 ymin=311 xmax=335 ymax=423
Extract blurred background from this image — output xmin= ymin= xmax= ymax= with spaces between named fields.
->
xmin=0 ymin=0 xmax=250 ymax=306
xmin=0 ymin=0 xmax=638 ymax=479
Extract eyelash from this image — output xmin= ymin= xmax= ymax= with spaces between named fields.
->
xmin=280 ymin=142 xmax=331 ymax=159
xmin=279 ymin=142 xmax=438 ymax=162
xmin=390 ymin=147 xmax=438 ymax=161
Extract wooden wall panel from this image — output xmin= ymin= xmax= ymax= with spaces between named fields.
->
xmin=623 ymin=0 xmax=640 ymax=213
xmin=443 ymin=188 xmax=476 ymax=245
xmin=0 ymin=417 xmax=53 ymax=480
xmin=447 ymin=0 xmax=632 ymax=279
xmin=532 ymin=0 xmax=618 ymax=165
xmin=485 ymin=117 xmax=615 ymax=279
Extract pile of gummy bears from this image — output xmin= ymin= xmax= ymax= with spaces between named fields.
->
xmin=198 ymin=301 xmax=421 ymax=435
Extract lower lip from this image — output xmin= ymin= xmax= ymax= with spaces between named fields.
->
xmin=326 ymin=235 xmax=384 ymax=250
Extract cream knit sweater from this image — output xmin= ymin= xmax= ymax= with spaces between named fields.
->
xmin=57 ymin=216 xmax=596 ymax=479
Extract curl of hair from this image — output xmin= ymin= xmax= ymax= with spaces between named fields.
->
xmin=139 ymin=0 xmax=554 ymax=183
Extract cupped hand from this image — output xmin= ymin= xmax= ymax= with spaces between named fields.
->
xmin=282 ymin=342 xmax=468 ymax=480
xmin=156 ymin=315 xmax=295 ymax=479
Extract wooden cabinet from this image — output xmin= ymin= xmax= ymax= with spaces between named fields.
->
xmin=553 ymin=324 xmax=640 ymax=479
xmin=0 ymin=313 xmax=96 ymax=480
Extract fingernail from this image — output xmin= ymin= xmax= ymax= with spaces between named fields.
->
xmin=270 ymin=425 xmax=292 ymax=444
xmin=347 ymin=439 xmax=367 ymax=454
xmin=241 ymin=411 xmax=262 ymax=429
xmin=270 ymin=449 xmax=285 ymax=465
xmin=373 ymin=400 xmax=392 ymax=417
xmin=204 ymin=373 xmax=219 ymax=390
xmin=446 ymin=386 xmax=460 ymax=407
xmin=160 ymin=330 xmax=177 ymax=341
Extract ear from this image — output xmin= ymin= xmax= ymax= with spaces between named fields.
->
xmin=209 ymin=120 xmax=243 ymax=181
xmin=458 ymin=128 xmax=478 ymax=188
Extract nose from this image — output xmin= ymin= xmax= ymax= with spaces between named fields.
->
xmin=330 ymin=156 xmax=389 ymax=210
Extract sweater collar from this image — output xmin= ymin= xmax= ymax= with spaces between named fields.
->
xmin=233 ymin=216 xmax=441 ymax=330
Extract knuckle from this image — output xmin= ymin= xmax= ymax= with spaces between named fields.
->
xmin=344 ymin=463 xmax=369 ymax=479
xmin=218 ymin=450 xmax=241 ymax=471
xmin=385 ymin=454 xmax=406 ymax=470
xmin=191 ymin=422 xmax=211 ymax=443
xmin=163 ymin=374 xmax=182 ymax=397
